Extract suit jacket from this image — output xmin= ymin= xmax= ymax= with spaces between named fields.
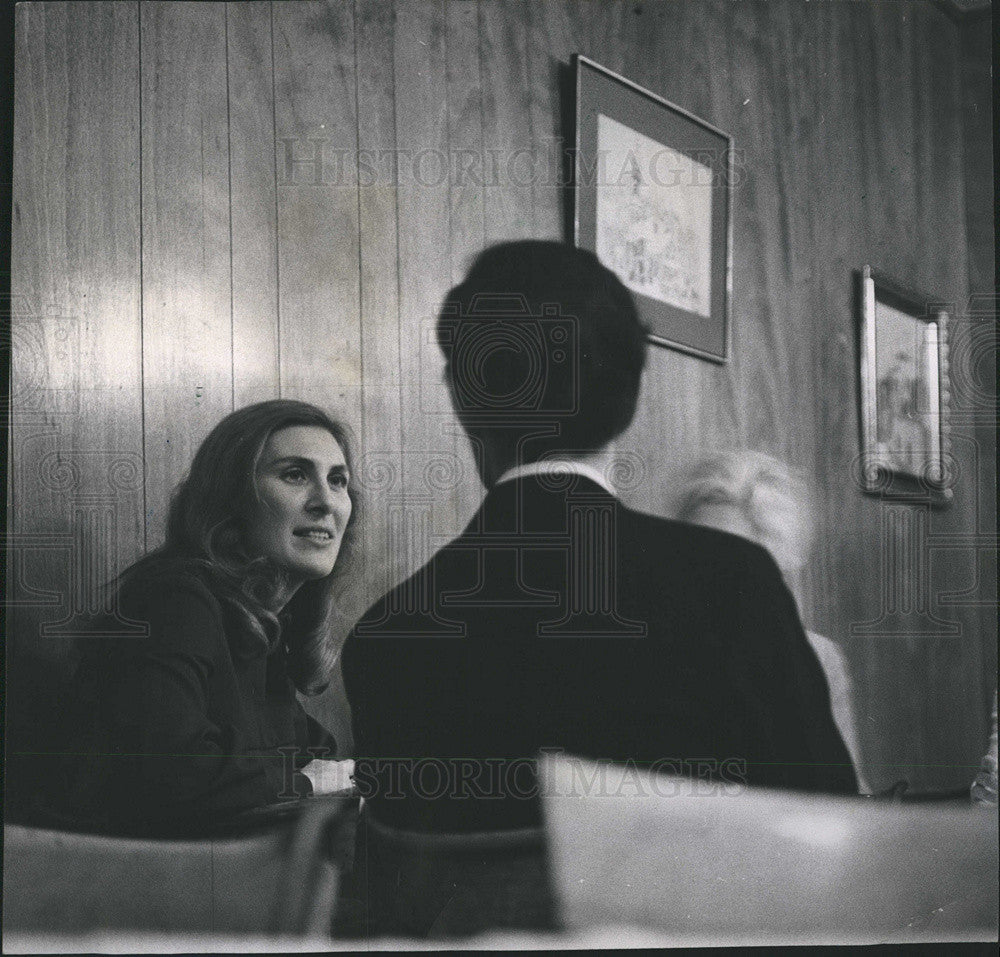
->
xmin=343 ymin=475 xmax=856 ymax=832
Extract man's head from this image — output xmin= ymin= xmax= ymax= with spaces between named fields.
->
xmin=437 ymin=241 xmax=648 ymax=478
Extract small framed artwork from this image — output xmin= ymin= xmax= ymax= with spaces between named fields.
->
xmin=858 ymin=266 xmax=952 ymax=503
xmin=573 ymin=54 xmax=733 ymax=363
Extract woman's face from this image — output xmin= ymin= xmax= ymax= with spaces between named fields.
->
xmin=246 ymin=425 xmax=352 ymax=587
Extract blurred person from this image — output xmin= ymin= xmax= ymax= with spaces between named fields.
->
xmin=675 ymin=449 xmax=870 ymax=793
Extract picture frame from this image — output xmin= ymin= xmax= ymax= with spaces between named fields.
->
xmin=858 ymin=266 xmax=952 ymax=503
xmin=573 ymin=54 xmax=733 ymax=363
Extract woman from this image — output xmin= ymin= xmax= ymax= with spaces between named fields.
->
xmin=675 ymin=450 xmax=871 ymax=794
xmin=68 ymin=399 xmax=359 ymax=836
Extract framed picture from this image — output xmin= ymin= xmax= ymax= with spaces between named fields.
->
xmin=858 ymin=266 xmax=952 ymax=502
xmin=573 ymin=54 xmax=733 ymax=363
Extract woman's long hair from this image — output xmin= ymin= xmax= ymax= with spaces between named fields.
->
xmin=120 ymin=400 xmax=360 ymax=695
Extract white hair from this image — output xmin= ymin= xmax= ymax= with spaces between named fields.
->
xmin=675 ymin=450 xmax=814 ymax=576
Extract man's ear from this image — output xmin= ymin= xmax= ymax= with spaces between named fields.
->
xmin=442 ymin=363 xmax=469 ymax=435
xmin=445 ymin=362 xmax=477 ymax=426
xmin=442 ymin=362 xmax=459 ymax=415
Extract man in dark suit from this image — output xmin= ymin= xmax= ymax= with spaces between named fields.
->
xmin=342 ymin=240 xmax=856 ymax=834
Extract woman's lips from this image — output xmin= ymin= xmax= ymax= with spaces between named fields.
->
xmin=294 ymin=528 xmax=335 ymax=544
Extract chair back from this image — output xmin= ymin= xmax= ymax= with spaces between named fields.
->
xmin=346 ymin=809 xmax=556 ymax=938
xmin=540 ymin=752 xmax=999 ymax=945
xmin=2 ymin=796 xmax=354 ymax=937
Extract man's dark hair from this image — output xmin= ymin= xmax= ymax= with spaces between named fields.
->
xmin=437 ymin=240 xmax=648 ymax=456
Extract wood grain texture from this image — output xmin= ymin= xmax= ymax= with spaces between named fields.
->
xmin=9 ymin=1 xmax=143 ymax=804
xmin=355 ymin=0 xmax=402 ymax=611
xmin=393 ymin=0 xmax=461 ymax=558
xmin=9 ymin=0 xmax=993 ymax=795
xmin=227 ymin=1 xmax=280 ymax=406
xmin=479 ymin=0 xmax=535 ymax=244
xmin=140 ymin=1 xmax=233 ymax=547
xmin=10 ymin=0 xmax=143 ymax=639
xmin=444 ymin=0 xmax=487 ymax=527
xmin=525 ymin=0 xmax=585 ymax=243
xmin=445 ymin=0 xmax=485 ymax=282
xmin=960 ymin=16 xmax=995 ymax=300
xmin=272 ymin=0 xmax=361 ymax=420
xmin=959 ymin=13 xmax=998 ymax=737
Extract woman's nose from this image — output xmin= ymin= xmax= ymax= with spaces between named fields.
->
xmin=306 ymin=482 xmax=336 ymax=514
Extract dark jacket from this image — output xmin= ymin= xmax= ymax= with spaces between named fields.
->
xmin=343 ymin=475 xmax=857 ymax=832
xmin=64 ymin=567 xmax=336 ymax=836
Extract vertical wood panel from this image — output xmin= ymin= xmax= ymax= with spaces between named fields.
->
xmin=731 ymin=0 xmax=823 ymax=610
xmin=806 ymin=0 xmax=873 ymax=644
xmin=227 ymin=1 xmax=280 ymax=406
xmin=479 ymin=0 xmax=534 ymax=244
xmin=272 ymin=0 xmax=361 ymax=420
xmin=727 ymin=2 xmax=801 ymax=456
xmin=394 ymin=0 xmax=459 ymax=557
xmin=141 ymin=1 xmax=233 ymax=547
xmin=356 ymin=0 xmax=402 ymax=607
xmin=959 ymin=13 xmax=998 ymax=739
xmin=960 ymin=16 xmax=995 ymax=300
xmin=445 ymin=0 xmax=487 ymax=526
xmin=783 ymin=0 xmax=833 ymax=627
xmin=9 ymin=0 xmax=142 ymax=803
xmin=521 ymin=0 xmax=563 ymax=240
xmin=812 ymin=1 xmax=899 ymax=791
xmin=11 ymin=0 xmax=143 ymax=636
xmin=908 ymin=2 xmax=980 ymax=789
xmin=445 ymin=0 xmax=485 ymax=285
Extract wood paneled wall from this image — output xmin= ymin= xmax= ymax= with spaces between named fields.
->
xmin=10 ymin=0 xmax=995 ymax=792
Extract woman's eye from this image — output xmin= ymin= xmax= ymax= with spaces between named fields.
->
xmin=281 ymin=468 xmax=307 ymax=483
xmin=329 ymin=473 xmax=349 ymax=489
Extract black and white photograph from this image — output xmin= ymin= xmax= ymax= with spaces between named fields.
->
xmin=2 ymin=0 xmax=996 ymax=952
xmin=576 ymin=53 xmax=733 ymax=361
xmin=859 ymin=264 xmax=952 ymax=502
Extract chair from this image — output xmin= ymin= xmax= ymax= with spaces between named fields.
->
xmin=2 ymin=796 xmax=356 ymax=937
xmin=540 ymin=752 xmax=998 ymax=946
xmin=340 ymin=807 xmax=557 ymax=939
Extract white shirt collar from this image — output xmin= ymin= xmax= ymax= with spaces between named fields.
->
xmin=493 ymin=458 xmax=616 ymax=496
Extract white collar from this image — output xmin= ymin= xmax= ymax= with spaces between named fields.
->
xmin=493 ymin=458 xmax=615 ymax=496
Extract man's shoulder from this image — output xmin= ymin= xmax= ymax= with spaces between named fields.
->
xmin=615 ymin=503 xmax=779 ymax=570
xmin=345 ymin=547 xmax=464 ymax=642
xmin=347 ymin=503 xmax=780 ymax=633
